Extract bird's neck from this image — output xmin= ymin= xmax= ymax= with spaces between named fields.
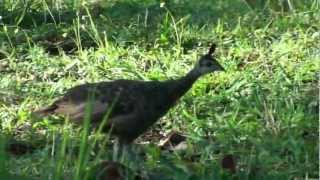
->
xmin=169 ymin=68 xmax=202 ymax=100
xmin=151 ymin=68 xmax=202 ymax=114
xmin=180 ymin=68 xmax=202 ymax=86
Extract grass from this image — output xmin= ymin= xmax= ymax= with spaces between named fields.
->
xmin=0 ymin=0 xmax=319 ymax=179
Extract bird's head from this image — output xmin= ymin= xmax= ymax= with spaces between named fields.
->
xmin=194 ymin=44 xmax=225 ymax=75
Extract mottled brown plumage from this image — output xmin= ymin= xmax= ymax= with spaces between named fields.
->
xmin=34 ymin=44 xmax=224 ymax=143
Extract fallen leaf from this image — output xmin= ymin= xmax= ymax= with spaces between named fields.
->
xmin=158 ymin=131 xmax=187 ymax=151
xmin=221 ymin=154 xmax=236 ymax=174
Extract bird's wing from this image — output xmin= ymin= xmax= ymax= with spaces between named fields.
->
xmin=33 ymin=90 xmax=137 ymax=124
xmin=33 ymin=98 xmax=108 ymax=122
xmin=55 ymin=99 xmax=110 ymax=123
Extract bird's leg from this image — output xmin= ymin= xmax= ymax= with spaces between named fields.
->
xmin=111 ymin=138 xmax=142 ymax=166
xmin=112 ymin=138 xmax=120 ymax=161
xmin=112 ymin=138 xmax=133 ymax=162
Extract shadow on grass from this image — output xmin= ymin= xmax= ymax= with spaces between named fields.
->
xmin=1 ymin=0 xmax=248 ymax=27
xmin=0 ymin=0 xmax=249 ymax=54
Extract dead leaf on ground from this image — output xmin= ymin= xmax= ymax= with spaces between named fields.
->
xmin=6 ymin=141 xmax=36 ymax=155
xmin=221 ymin=154 xmax=236 ymax=174
xmin=93 ymin=161 xmax=143 ymax=180
xmin=158 ymin=131 xmax=187 ymax=151
xmin=136 ymin=128 xmax=165 ymax=145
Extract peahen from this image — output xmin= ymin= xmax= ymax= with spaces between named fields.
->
xmin=34 ymin=44 xmax=224 ymax=143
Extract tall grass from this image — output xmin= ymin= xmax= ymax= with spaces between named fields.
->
xmin=0 ymin=0 xmax=318 ymax=179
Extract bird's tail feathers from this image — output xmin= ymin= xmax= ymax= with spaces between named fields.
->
xmin=31 ymin=104 xmax=57 ymax=119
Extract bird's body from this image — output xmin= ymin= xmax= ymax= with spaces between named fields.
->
xmin=34 ymin=44 xmax=224 ymax=143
